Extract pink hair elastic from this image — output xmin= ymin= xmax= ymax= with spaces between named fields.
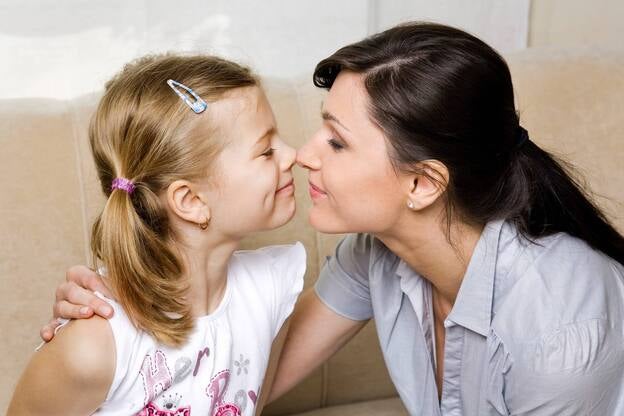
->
xmin=111 ymin=177 xmax=136 ymax=194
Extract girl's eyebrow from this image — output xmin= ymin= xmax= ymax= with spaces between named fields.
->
xmin=254 ymin=126 xmax=276 ymax=146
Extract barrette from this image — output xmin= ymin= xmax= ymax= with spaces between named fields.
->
xmin=166 ymin=79 xmax=207 ymax=114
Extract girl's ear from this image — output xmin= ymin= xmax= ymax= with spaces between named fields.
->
xmin=406 ymin=160 xmax=449 ymax=211
xmin=166 ymin=180 xmax=211 ymax=226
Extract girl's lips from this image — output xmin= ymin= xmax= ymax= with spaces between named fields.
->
xmin=276 ymin=179 xmax=294 ymax=194
xmin=308 ymin=181 xmax=327 ymax=199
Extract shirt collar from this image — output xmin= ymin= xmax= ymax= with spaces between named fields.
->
xmin=445 ymin=219 xmax=505 ymax=336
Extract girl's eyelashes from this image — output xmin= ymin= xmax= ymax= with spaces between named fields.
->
xmin=261 ymin=148 xmax=275 ymax=158
xmin=327 ymin=138 xmax=345 ymax=151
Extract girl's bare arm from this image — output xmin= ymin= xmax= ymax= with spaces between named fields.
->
xmin=10 ymin=316 xmax=115 ymax=415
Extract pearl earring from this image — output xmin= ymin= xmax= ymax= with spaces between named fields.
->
xmin=407 ymin=201 xmax=414 ymax=209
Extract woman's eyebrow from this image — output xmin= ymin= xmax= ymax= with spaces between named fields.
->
xmin=321 ymin=108 xmax=351 ymax=132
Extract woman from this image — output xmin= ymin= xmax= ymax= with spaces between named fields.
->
xmin=42 ymin=22 xmax=624 ymax=415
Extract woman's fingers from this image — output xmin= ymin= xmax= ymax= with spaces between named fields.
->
xmin=40 ymin=266 xmax=115 ymax=343
xmin=54 ymin=281 xmax=113 ymax=319
xmin=66 ymin=265 xmax=113 ymax=298
xmin=39 ymin=317 xmax=63 ymax=342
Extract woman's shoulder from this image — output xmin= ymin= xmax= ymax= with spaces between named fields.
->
xmin=492 ymin=231 xmax=624 ymax=362
xmin=498 ymin=232 xmax=623 ymax=311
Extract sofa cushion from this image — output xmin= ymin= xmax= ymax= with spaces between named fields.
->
xmin=290 ymin=397 xmax=408 ymax=416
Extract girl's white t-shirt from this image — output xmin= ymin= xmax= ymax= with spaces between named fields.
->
xmin=86 ymin=242 xmax=305 ymax=416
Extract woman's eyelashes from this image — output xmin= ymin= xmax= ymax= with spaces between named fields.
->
xmin=327 ymin=135 xmax=346 ymax=151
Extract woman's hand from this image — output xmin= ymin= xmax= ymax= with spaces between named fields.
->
xmin=39 ymin=265 xmax=115 ymax=342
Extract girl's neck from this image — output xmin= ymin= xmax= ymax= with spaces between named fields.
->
xmin=179 ymin=236 xmax=241 ymax=318
xmin=376 ymin=214 xmax=483 ymax=314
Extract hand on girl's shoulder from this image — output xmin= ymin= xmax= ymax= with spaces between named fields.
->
xmin=9 ymin=315 xmax=115 ymax=415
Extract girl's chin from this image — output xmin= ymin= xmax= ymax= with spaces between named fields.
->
xmin=267 ymin=201 xmax=297 ymax=229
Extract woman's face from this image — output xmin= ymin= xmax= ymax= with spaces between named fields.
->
xmin=297 ymin=71 xmax=409 ymax=234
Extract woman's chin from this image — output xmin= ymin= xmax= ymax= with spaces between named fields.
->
xmin=307 ymin=209 xmax=348 ymax=234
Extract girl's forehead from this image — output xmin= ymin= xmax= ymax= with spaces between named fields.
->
xmin=209 ymin=86 xmax=274 ymax=146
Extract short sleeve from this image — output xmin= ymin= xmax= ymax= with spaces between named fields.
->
xmin=314 ymin=233 xmax=374 ymax=321
xmin=258 ymin=242 xmax=307 ymax=338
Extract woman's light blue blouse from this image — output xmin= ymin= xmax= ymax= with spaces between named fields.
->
xmin=315 ymin=220 xmax=624 ymax=415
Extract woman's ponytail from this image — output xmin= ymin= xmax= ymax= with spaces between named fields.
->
xmin=505 ymin=140 xmax=624 ymax=265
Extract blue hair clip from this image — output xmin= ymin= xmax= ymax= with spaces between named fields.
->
xmin=166 ymin=79 xmax=207 ymax=114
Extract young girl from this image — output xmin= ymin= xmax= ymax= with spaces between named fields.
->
xmin=9 ymin=54 xmax=305 ymax=415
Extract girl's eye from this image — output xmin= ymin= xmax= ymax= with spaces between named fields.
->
xmin=261 ymin=148 xmax=275 ymax=157
xmin=327 ymin=138 xmax=345 ymax=151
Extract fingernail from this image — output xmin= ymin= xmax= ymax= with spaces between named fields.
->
xmin=99 ymin=306 xmax=112 ymax=316
xmin=80 ymin=306 xmax=90 ymax=315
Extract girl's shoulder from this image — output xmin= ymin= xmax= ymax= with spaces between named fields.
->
xmin=35 ymin=315 xmax=115 ymax=406
xmin=49 ymin=315 xmax=116 ymax=377
xmin=229 ymin=242 xmax=307 ymax=338
xmin=230 ymin=241 xmax=306 ymax=280
xmin=232 ymin=241 xmax=306 ymax=262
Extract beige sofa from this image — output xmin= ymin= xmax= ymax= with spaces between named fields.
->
xmin=1 ymin=47 xmax=623 ymax=415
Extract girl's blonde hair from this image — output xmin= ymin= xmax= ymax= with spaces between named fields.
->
xmin=89 ymin=54 xmax=258 ymax=346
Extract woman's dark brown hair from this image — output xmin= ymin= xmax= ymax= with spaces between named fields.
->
xmin=314 ymin=22 xmax=624 ymax=264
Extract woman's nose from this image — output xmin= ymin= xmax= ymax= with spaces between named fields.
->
xmin=296 ymin=139 xmax=321 ymax=171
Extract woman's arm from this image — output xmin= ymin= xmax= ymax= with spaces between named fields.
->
xmin=9 ymin=316 xmax=115 ymax=415
xmin=254 ymin=318 xmax=291 ymax=415
xmin=266 ymin=288 xmax=368 ymax=403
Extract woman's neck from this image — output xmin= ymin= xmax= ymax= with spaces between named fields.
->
xmin=376 ymin=214 xmax=483 ymax=312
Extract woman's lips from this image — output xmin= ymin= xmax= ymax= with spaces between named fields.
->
xmin=276 ymin=179 xmax=294 ymax=195
xmin=308 ymin=181 xmax=326 ymax=200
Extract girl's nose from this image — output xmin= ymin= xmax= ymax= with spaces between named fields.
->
xmin=279 ymin=141 xmax=297 ymax=172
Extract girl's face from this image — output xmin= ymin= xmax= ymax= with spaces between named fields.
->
xmin=297 ymin=71 xmax=408 ymax=234
xmin=207 ymin=86 xmax=297 ymax=237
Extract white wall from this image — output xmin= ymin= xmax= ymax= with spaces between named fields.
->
xmin=1 ymin=0 xmax=530 ymax=100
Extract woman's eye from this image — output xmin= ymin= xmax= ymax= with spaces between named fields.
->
xmin=327 ymin=138 xmax=345 ymax=151
xmin=261 ymin=148 xmax=275 ymax=157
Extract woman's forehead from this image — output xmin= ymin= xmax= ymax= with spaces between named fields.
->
xmin=324 ymin=72 xmax=377 ymax=134
xmin=328 ymin=72 xmax=366 ymax=106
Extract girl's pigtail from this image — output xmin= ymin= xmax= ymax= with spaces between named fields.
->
xmin=91 ymin=181 xmax=193 ymax=347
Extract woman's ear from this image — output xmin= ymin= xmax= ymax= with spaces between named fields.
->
xmin=165 ymin=180 xmax=211 ymax=226
xmin=406 ymin=160 xmax=449 ymax=211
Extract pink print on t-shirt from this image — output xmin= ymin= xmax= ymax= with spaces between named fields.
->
xmin=137 ymin=401 xmax=191 ymax=416
xmin=140 ymin=350 xmax=173 ymax=404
